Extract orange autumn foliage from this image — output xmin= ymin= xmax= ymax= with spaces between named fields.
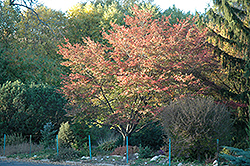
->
xmin=58 ymin=5 xmax=216 ymax=142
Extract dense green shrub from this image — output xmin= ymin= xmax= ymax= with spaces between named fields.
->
xmin=40 ymin=122 xmax=57 ymax=148
xmin=0 ymin=80 xmax=68 ymax=138
xmin=129 ymin=121 xmax=164 ymax=151
xmin=97 ymin=133 xmax=119 ymax=152
xmin=89 ymin=125 xmax=119 ymax=146
xmin=139 ymin=144 xmax=153 ymax=158
xmin=70 ymin=118 xmax=90 ymax=149
xmin=160 ymin=96 xmax=232 ymax=161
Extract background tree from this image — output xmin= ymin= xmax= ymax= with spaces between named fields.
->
xmin=65 ymin=1 xmax=124 ymax=44
xmin=0 ymin=80 xmax=68 ymax=138
xmin=200 ymin=0 xmax=250 ymax=148
xmin=0 ymin=1 xmax=21 ymax=84
xmin=0 ymin=2 xmax=67 ymax=85
xmin=16 ymin=5 xmax=68 ymax=85
xmin=162 ymin=5 xmax=193 ymax=25
xmin=59 ymin=5 xmax=215 ymax=145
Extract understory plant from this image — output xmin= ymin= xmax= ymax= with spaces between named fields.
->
xmin=160 ymin=95 xmax=232 ymax=161
xmin=40 ymin=122 xmax=57 ymax=148
xmin=220 ymin=146 xmax=250 ymax=166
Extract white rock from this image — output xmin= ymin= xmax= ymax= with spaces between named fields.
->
xmin=145 ymin=162 xmax=147 ymax=165
xmin=213 ymin=160 xmax=218 ymax=166
xmin=41 ymin=159 xmax=50 ymax=162
xmin=33 ymin=155 xmax=37 ymax=157
xmin=111 ymin=155 xmax=122 ymax=158
xmin=150 ymin=156 xmax=160 ymax=161
xmin=81 ymin=156 xmax=90 ymax=160
xmin=134 ymin=153 xmax=139 ymax=156
xmin=177 ymin=163 xmax=183 ymax=166
xmin=101 ymin=158 xmax=103 ymax=160
xmin=106 ymin=156 xmax=110 ymax=158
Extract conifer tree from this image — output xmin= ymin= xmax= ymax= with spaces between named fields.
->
xmin=201 ymin=0 xmax=250 ymax=147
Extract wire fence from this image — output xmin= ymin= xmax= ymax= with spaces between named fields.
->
xmin=0 ymin=134 xmax=222 ymax=165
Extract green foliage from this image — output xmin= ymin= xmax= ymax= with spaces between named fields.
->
xmin=200 ymin=0 xmax=250 ymax=148
xmin=246 ymin=116 xmax=250 ymax=148
xmin=88 ymin=125 xmax=116 ymax=146
xmin=0 ymin=80 xmax=26 ymax=135
xmin=66 ymin=1 xmax=124 ymax=44
xmin=162 ymin=5 xmax=193 ymax=25
xmin=15 ymin=5 xmax=68 ymax=86
xmin=160 ymin=96 xmax=233 ymax=161
xmin=0 ymin=2 xmax=67 ymax=86
xmin=70 ymin=119 xmax=90 ymax=149
xmin=97 ymin=134 xmax=119 ymax=151
xmin=0 ymin=80 xmax=67 ymax=138
xmin=220 ymin=146 xmax=250 ymax=166
xmin=58 ymin=122 xmax=74 ymax=148
xmin=40 ymin=122 xmax=57 ymax=148
xmin=129 ymin=121 xmax=164 ymax=151
xmin=138 ymin=144 xmax=153 ymax=158
xmin=99 ymin=140 xmax=118 ymax=152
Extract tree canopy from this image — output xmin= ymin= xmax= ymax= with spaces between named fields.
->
xmin=59 ymin=5 xmax=214 ymax=144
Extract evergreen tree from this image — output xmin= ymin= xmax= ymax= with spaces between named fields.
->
xmin=58 ymin=121 xmax=74 ymax=148
xmin=200 ymin=0 xmax=250 ymax=147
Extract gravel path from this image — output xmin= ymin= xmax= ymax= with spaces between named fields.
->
xmin=0 ymin=157 xmax=92 ymax=166
xmin=0 ymin=160 xmax=68 ymax=166
xmin=0 ymin=157 xmax=128 ymax=166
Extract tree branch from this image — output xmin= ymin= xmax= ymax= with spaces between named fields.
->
xmin=10 ymin=2 xmax=56 ymax=36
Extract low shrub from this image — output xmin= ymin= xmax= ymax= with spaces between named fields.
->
xmin=48 ymin=147 xmax=82 ymax=161
xmin=138 ymin=144 xmax=153 ymax=158
xmin=129 ymin=121 xmax=164 ymax=151
xmin=220 ymin=146 xmax=250 ymax=165
xmin=40 ymin=122 xmax=57 ymax=148
xmin=70 ymin=119 xmax=89 ymax=149
xmin=160 ymin=95 xmax=232 ymax=161
xmin=89 ymin=125 xmax=118 ymax=146
xmin=97 ymin=132 xmax=119 ymax=151
xmin=111 ymin=146 xmax=139 ymax=156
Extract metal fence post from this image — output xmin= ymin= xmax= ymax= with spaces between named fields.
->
xmin=3 ymin=134 xmax=6 ymax=156
xmin=57 ymin=135 xmax=59 ymax=156
xmin=217 ymin=139 xmax=220 ymax=166
xmin=169 ymin=138 xmax=171 ymax=166
xmin=89 ymin=135 xmax=92 ymax=159
xmin=126 ymin=136 xmax=128 ymax=164
xmin=30 ymin=135 xmax=32 ymax=157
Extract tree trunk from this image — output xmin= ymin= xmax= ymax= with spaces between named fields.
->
xmin=120 ymin=132 xmax=131 ymax=146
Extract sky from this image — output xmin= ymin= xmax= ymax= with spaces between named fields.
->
xmin=39 ymin=0 xmax=213 ymax=14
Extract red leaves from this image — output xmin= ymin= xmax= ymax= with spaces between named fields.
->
xmin=58 ymin=5 xmax=215 ymax=129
